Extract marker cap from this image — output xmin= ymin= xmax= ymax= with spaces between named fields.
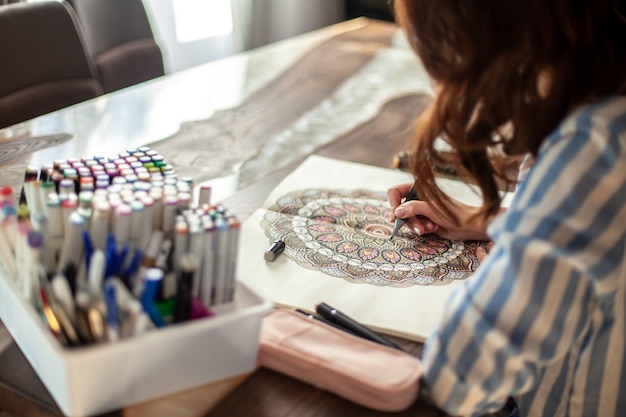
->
xmin=264 ymin=240 xmax=285 ymax=262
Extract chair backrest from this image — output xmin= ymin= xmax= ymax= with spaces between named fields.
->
xmin=0 ymin=1 xmax=103 ymax=129
xmin=66 ymin=0 xmax=165 ymax=93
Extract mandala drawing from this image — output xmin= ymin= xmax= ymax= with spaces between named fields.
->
xmin=261 ymin=188 xmax=484 ymax=287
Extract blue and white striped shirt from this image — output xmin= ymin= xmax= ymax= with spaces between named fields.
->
xmin=422 ymin=96 xmax=626 ymax=417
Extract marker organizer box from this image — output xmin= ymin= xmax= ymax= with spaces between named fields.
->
xmin=0 ymin=147 xmax=273 ymax=417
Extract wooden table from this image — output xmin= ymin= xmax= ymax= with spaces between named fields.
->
xmin=0 ymin=18 xmax=447 ymax=417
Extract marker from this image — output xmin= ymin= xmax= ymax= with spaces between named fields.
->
xmin=122 ymin=249 xmax=144 ymax=287
xmin=138 ymin=196 xmax=155 ymax=250
xmin=224 ymin=216 xmax=240 ymax=302
xmin=89 ymin=200 xmax=111 ymax=251
xmin=197 ymin=184 xmax=212 ymax=206
xmin=43 ymin=195 xmax=64 ymax=271
xmin=264 ymin=239 xmax=285 ymax=262
xmin=57 ymin=212 xmax=86 ymax=275
xmin=51 ymin=274 xmax=76 ymax=322
xmin=200 ymin=218 xmax=215 ymax=307
xmin=129 ymin=200 xmax=145 ymax=249
xmin=86 ymin=303 xmax=107 ymax=343
xmin=112 ymin=203 xmax=132 ymax=246
xmin=213 ymin=217 xmax=230 ymax=305
xmin=31 ymin=213 xmax=55 ymax=276
xmin=24 ymin=229 xmax=44 ymax=303
xmin=174 ymin=253 xmax=196 ymax=323
xmin=0 ymin=221 xmax=16 ymax=279
xmin=133 ymin=229 xmax=163 ymax=297
xmin=155 ymin=238 xmax=175 ymax=301
xmin=173 ymin=220 xmax=189 ymax=275
xmin=140 ymin=267 xmax=165 ymax=327
xmin=104 ymin=280 xmax=120 ymax=341
xmin=74 ymin=291 xmax=95 ymax=344
xmin=188 ymin=223 xmax=205 ymax=299
xmin=389 ymin=182 xmax=419 ymax=240
xmin=315 ymin=302 xmax=402 ymax=350
xmin=1 ymin=205 xmax=18 ymax=252
xmin=88 ymin=250 xmax=105 ymax=295
xmin=39 ymin=286 xmax=69 ymax=346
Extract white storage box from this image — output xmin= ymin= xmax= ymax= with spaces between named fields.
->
xmin=0 ymin=271 xmax=273 ymax=417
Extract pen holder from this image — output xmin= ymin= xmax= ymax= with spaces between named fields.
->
xmin=258 ymin=309 xmax=423 ymax=412
xmin=0 ymin=270 xmax=272 ymax=417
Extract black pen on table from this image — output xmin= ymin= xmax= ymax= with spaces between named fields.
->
xmin=389 ymin=181 xmax=419 ymax=240
xmin=292 ymin=308 xmax=361 ymax=338
xmin=315 ymin=302 xmax=403 ymax=351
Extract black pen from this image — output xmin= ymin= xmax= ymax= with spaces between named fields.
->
xmin=315 ymin=302 xmax=403 ymax=350
xmin=389 ymin=181 xmax=419 ymax=240
xmin=293 ymin=308 xmax=363 ymax=338
xmin=174 ymin=253 xmax=196 ymax=323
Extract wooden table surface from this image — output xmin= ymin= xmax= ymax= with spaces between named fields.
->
xmin=0 ymin=18 xmax=449 ymax=417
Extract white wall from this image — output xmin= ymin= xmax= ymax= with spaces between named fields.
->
xmin=144 ymin=0 xmax=345 ymax=73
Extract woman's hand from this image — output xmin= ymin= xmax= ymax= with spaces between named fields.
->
xmin=387 ymin=183 xmax=494 ymax=242
xmin=475 ymin=241 xmax=494 ymax=262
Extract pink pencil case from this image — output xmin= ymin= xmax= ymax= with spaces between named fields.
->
xmin=258 ymin=309 xmax=423 ymax=412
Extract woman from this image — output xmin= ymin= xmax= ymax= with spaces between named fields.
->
xmin=387 ymin=1 xmax=626 ymax=416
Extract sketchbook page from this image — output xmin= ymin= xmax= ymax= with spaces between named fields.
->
xmin=261 ymin=155 xmax=493 ymax=209
xmin=237 ymin=156 xmax=512 ymax=341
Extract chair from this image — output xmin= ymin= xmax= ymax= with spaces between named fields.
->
xmin=0 ymin=1 xmax=103 ymax=129
xmin=66 ymin=0 xmax=165 ymax=94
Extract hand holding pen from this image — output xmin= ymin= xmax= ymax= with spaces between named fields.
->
xmin=389 ymin=182 xmax=420 ymax=240
xmin=388 ymin=181 xmax=439 ymax=239
xmin=388 ymin=182 xmax=495 ymax=242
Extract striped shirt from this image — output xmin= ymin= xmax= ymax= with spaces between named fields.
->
xmin=422 ymin=96 xmax=626 ymax=417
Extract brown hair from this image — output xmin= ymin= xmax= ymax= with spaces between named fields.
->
xmin=394 ymin=0 xmax=626 ymax=224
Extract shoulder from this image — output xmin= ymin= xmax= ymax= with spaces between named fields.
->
xmin=542 ymin=96 xmax=626 ymax=157
xmin=497 ymin=95 xmax=626 ymax=280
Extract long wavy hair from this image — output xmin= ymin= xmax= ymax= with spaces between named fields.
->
xmin=393 ymin=0 xmax=626 ymax=224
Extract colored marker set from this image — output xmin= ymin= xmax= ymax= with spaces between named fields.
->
xmin=0 ymin=146 xmax=241 ymax=348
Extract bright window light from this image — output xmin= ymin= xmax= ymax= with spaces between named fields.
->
xmin=173 ymin=0 xmax=233 ymax=44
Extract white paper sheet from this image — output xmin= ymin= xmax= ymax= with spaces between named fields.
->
xmin=237 ymin=156 xmax=503 ymax=341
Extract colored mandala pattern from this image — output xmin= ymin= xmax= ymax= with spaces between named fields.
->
xmin=261 ymin=189 xmax=484 ymax=287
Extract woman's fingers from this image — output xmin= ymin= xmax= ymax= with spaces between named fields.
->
xmin=395 ymin=200 xmax=437 ymax=221
xmin=406 ymin=216 xmax=439 ymax=236
xmin=476 ymin=242 xmax=494 ymax=262
xmin=387 ymin=183 xmax=416 ymax=221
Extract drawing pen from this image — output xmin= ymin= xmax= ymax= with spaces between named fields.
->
xmin=293 ymin=308 xmax=361 ymax=337
xmin=315 ymin=302 xmax=403 ymax=350
xmin=389 ymin=181 xmax=419 ymax=240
